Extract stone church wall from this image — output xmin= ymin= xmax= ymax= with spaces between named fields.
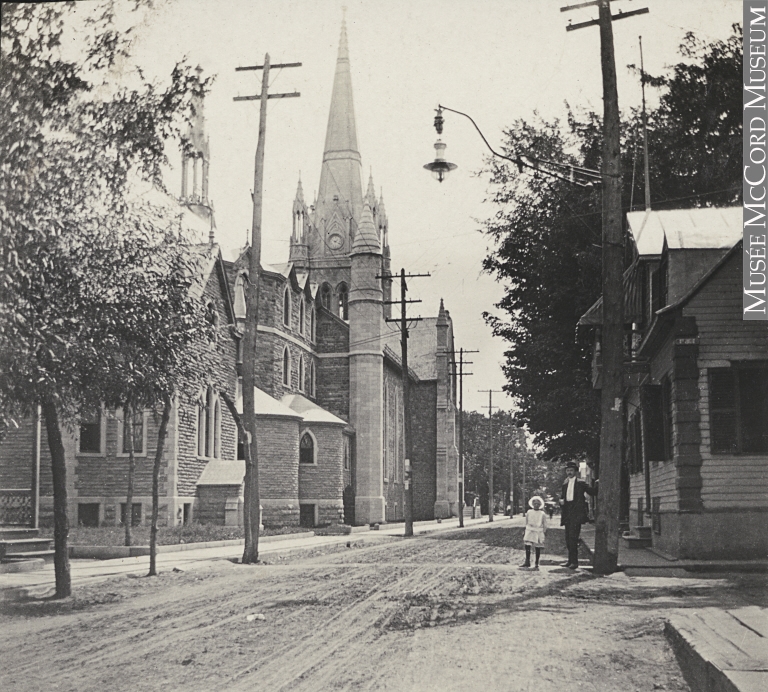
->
xmin=411 ymin=381 xmax=437 ymax=521
xmin=257 ymin=416 xmax=300 ymax=526
xmin=298 ymin=422 xmax=345 ymax=525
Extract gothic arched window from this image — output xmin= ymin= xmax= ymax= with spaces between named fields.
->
xmin=282 ymin=347 xmax=291 ymax=387
xmin=320 ymin=283 xmax=332 ymax=311
xmin=283 ymin=287 xmax=291 ymax=328
xmin=299 ymin=297 xmax=305 ymax=335
xmin=310 ymin=306 xmax=316 ymax=342
xmin=298 ymin=355 xmax=305 ymax=392
xmin=234 ymin=273 xmax=247 ymax=321
xmin=300 ymin=431 xmax=315 ymax=465
xmin=337 ymin=282 xmax=349 ymax=321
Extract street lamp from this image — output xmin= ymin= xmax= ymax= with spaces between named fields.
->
xmin=423 ymin=108 xmax=457 ymax=182
xmin=424 ymin=104 xmax=601 ymax=188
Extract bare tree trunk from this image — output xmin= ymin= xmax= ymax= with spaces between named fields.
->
xmin=124 ymin=403 xmax=135 ymax=547
xmin=149 ymin=395 xmax=172 ymax=577
xmin=41 ymin=397 xmax=71 ymax=599
xmin=220 ymin=391 xmax=256 ymax=560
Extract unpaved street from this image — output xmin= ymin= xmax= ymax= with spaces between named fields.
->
xmin=2 ymin=523 xmax=765 ymax=691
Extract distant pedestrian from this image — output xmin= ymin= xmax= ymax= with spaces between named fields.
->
xmin=520 ymin=496 xmax=548 ymax=570
xmin=559 ymin=461 xmax=598 ymax=569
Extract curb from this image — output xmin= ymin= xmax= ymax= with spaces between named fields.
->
xmin=67 ymin=531 xmax=315 ymax=560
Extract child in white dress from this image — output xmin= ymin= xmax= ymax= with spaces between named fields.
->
xmin=521 ymin=496 xmax=548 ymax=570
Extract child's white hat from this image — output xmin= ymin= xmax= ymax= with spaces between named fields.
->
xmin=528 ymin=495 xmax=544 ymax=509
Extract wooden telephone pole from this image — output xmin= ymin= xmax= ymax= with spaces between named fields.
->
xmin=383 ymin=268 xmax=430 ymax=537
xmin=448 ymin=348 xmax=477 ymax=527
xmin=478 ymin=390 xmax=503 ymax=522
xmin=234 ymin=54 xmax=300 ymax=563
xmin=563 ymin=0 xmax=648 ymax=574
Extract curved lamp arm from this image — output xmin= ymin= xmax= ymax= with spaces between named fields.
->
xmin=436 ymin=104 xmax=603 ymax=188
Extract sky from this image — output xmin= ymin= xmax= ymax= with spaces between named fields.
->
xmin=115 ymin=0 xmax=742 ymax=413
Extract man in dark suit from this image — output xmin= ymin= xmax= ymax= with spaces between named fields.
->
xmin=559 ymin=461 xmax=597 ymax=569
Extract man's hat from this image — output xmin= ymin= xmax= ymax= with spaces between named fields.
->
xmin=565 ymin=461 xmax=579 ymax=470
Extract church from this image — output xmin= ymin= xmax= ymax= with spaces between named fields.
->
xmin=0 ymin=20 xmax=460 ymax=530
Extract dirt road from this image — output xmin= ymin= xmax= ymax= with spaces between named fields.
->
xmin=2 ymin=522 xmax=765 ymax=691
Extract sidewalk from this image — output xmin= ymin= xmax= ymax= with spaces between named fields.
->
xmin=578 ymin=524 xmax=768 ymax=692
xmin=578 ymin=524 xmax=768 ymax=577
xmin=0 ymin=514 xmax=493 ymax=602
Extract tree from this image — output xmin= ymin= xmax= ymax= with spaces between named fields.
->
xmin=461 ymin=410 xmax=541 ymax=515
xmin=0 ymin=1 xmax=205 ymax=597
xmin=482 ymin=26 xmax=742 ymax=465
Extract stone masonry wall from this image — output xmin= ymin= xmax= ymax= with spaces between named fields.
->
xmin=298 ymin=422 xmax=345 ymax=525
xmin=411 ymin=381 xmax=437 ymax=520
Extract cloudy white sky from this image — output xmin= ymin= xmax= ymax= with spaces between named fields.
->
xmin=117 ymin=0 xmax=741 ymax=412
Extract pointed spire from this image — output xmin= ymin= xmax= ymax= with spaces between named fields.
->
xmin=365 ymin=170 xmax=376 ymax=206
xmin=352 ymin=201 xmax=380 ymax=254
xmin=315 ymin=16 xmax=363 ymax=237
xmin=437 ymin=298 xmax=448 ymax=326
xmin=293 ymin=175 xmax=305 ymax=209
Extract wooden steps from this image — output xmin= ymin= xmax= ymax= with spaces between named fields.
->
xmin=621 ymin=524 xmax=652 ymax=549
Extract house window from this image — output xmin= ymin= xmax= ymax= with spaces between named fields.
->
xmin=120 ymin=408 xmax=145 ymax=455
xmin=627 ymin=414 xmax=643 ymax=475
xmin=337 ymin=282 xmax=349 ymax=321
xmin=78 ymin=503 xmax=100 ymax=527
xmin=320 ymin=283 xmax=332 ymax=311
xmin=282 ymin=348 xmax=291 ymax=387
xmin=120 ymin=503 xmax=142 ymax=527
xmin=283 ymin=287 xmax=291 ymax=327
xmin=709 ymin=363 xmax=768 ymax=454
xmin=299 ymin=298 xmax=305 ymax=335
xmin=641 ymin=384 xmax=668 ymax=462
xmin=300 ymin=432 xmax=315 ymax=465
xmin=79 ymin=406 xmax=103 ymax=454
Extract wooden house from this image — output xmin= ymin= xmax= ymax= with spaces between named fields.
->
xmin=580 ymin=207 xmax=768 ymax=560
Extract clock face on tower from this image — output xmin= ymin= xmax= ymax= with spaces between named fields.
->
xmin=328 ymin=233 xmax=344 ymax=251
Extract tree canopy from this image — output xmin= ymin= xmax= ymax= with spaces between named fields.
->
xmin=482 ymin=26 xmax=742 ymax=463
xmin=0 ymin=1 xmax=218 ymax=596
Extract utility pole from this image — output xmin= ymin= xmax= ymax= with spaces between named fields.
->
xmin=234 ymin=54 xmax=300 ymax=563
xmin=639 ymin=36 xmax=651 ymax=211
xmin=478 ymin=390 xmax=503 ymax=522
xmin=563 ymin=0 xmax=648 ymax=574
xmin=383 ymin=268 xmax=430 ymax=537
xmin=447 ymin=348 xmax=478 ymax=527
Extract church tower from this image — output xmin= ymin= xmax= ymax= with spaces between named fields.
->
xmin=303 ymin=17 xmax=363 ymax=318
xmin=349 ymin=201 xmax=385 ymax=525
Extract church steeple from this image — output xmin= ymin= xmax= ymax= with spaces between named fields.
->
xmin=313 ymin=16 xmax=364 ymax=250
xmin=289 ymin=176 xmax=309 ymax=268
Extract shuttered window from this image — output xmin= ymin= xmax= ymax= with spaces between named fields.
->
xmin=641 ymin=384 xmax=668 ymax=462
xmin=709 ymin=363 xmax=768 ymax=454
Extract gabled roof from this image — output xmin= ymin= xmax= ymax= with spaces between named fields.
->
xmin=187 ymin=244 xmax=236 ymax=324
xmin=235 ymin=386 xmax=303 ymax=419
xmin=658 ymin=240 xmax=743 ymax=316
xmin=628 ymin=207 xmax=741 ymax=257
xmin=381 ymin=317 xmax=441 ymax=380
xmin=196 ymin=459 xmax=245 ymax=486
xmin=281 ymin=394 xmax=347 ymax=425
